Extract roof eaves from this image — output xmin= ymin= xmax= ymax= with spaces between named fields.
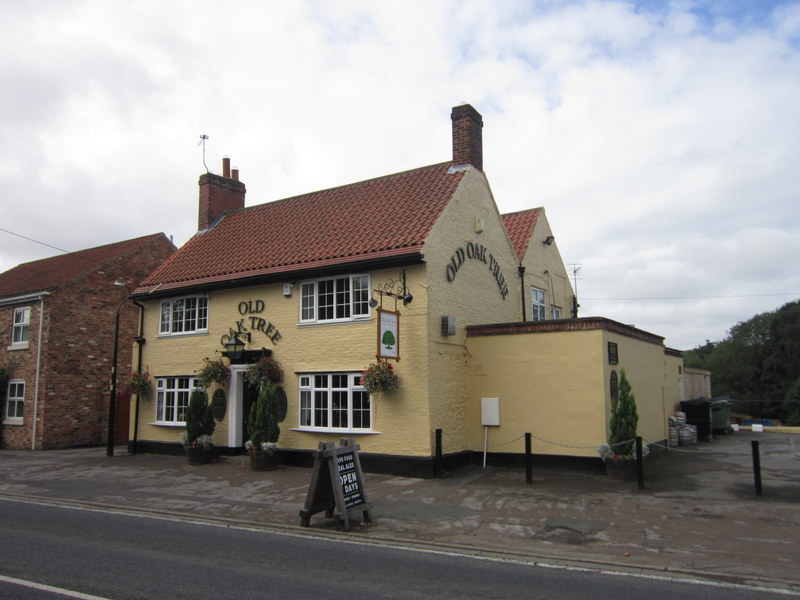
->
xmin=0 ymin=290 xmax=50 ymax=306
xmin=132 ymin=246 xmax=424 ymax=298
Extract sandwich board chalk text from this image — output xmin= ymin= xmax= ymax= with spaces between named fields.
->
xmin=299 ymin=438 xmax=373 ymax=531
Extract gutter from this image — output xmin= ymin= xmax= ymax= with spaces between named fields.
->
xmin=0 ymin=291 xmax=50 ymax=307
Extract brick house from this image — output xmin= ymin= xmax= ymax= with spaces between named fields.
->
xmin=0 ymin=234 xmax=175 ymax=450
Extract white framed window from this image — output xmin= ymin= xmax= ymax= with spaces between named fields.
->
xmin=298 ymin=373 xmax=370 ymax=431
xmin=531 ymin=287 xmax=546 ymax=321
xmin=12 ymin=307 xmax=30 ymax=345
xmin=155 ymin=376 xmax=199 ymax=424
xmin=159 ymin=296 xmax=208 ymax=335
xmin=5 ymin=380 xmax=24 ymax=422
xmin=300 ymin=275 xmax=370 ymax=323
xmin=551 ymin=306 xmax=562 ymax=319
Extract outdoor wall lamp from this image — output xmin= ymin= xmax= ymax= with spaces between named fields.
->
xmin=543 ymin=235 xmax=555 ymax=246
xmin=223 ymin=334 xmax=246 ymax=361
xmin=370 ymin=269 xmax=413 ymax=310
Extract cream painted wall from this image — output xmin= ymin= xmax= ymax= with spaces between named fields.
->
xmin=422 ymin=168 xmax=522 ymax=455
xmin=604 ymin=332 xmax=670 ymax=446
xmin=467 ymin=329 xmax=607 ymax=458
xmin=519 ymin=209 xmax=574 ymax=321
xmin=665 ymin=352 xmax=684 ymax=430
xmin=466 ymin=327 xmax=677 ymax=458
xmin=133 ymin=263 xmax=437 ymax=456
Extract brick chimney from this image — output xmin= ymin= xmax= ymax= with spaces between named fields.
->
xmin=198 ymin=157 xmax=246 ymax=230
xmin=451 ymin=104 xmax=483 ymax=171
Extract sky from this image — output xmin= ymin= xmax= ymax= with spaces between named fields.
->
xmin=1 ymin=0 xmax=798 ymax=351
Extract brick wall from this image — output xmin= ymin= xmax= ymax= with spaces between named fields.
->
xmin=0 ymin=234 xmax=174 ymax=449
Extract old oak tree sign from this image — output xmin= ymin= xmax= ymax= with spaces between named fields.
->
xmin=299 ymin=439 xmax=373 ymax=531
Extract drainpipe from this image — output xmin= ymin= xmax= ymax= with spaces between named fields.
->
xmin=518 ymin=266 xmax=526 ymax=321
xmin=130 ymin=299 xmax=145 ymax=455
xmin=31 ymin=295 xmax=46 ymax=450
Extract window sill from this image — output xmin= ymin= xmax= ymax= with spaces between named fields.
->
xmin=2 ymin=418 xmax=23 ymax=426
xmin=156 ymin=331 xmax=208 ymax=339
xmin=149 ymin=422 xmax=187 ymax=428
xmin=290 ymin=427 xmax=381 ymax=435
xmin=297 ymin=318 xmax=372 ymax=328
xmin=6 ymin=343 xmax=29 ymax=351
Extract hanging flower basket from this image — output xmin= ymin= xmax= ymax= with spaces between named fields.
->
xmin=244 ymin=357 xmax=283 ymax=387
xmin=197 ymin=357 xmax=230 ymax=388
xmin=360 ymin=361 xmax=399 ymax=394
xmin=119 ymin=371 xmax=152 ymax=401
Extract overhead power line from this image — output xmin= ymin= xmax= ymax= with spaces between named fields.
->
xmin=0 ymin=227 xmax=70 ymax=254
xmin=583 ymin=293 xmax=799 ymax=301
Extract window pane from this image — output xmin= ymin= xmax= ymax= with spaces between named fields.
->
xmin=314 ymin=391 xmax=329 ymax=427
xmin=335 ymin=277 xmax=351 ymax=319
xmin=352 ymin=391 xmax=370 ymax=428
xmin=300 ymin=391 xmax=311 ymax=427
xmin=301 ymin=284 xmax=315 ymax=321
xmin=6 ymin=381 xmax=24 ymax=419
xmin=172 ymin=299 xmax=185 ymax=333
xmin=332 ymin=390 xmax=348 ymax=428
xmin=12 ymin=308 xmax=29 ymax=343
xmin=531 ymin=287 xmax=546 ymax=321
xmin=197 ymin=298 xmax=208 ymax=330
xmin=157 ymin=389 xmax=165 ymax=421
xmin=160 ymin=302 xmax=171 ymax=333
xmin=353 ymin=276 xmax=369 ymax=316
xmin=184 ymin=297 xmax=197 ymax=331
xmin=318 ymin=280 xmax=334 ymax=320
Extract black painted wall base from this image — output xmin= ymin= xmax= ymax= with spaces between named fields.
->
xmin=130 ymin=440 xmax=619 ymax=479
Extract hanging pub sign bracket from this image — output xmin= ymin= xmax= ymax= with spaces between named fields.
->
xmin=369 ymin=269 xmax=413 ymax=312
xmin=299 ymin=438 xmax=373 ymax=531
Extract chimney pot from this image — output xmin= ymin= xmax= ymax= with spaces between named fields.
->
xmin=222 ymin=156 xmax=231 ymax=178
xmin=232 ymin=168 xmax=239 ymax=181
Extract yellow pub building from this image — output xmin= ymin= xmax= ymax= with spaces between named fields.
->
xmin=130 ymin=105 xmax=682 ymax=476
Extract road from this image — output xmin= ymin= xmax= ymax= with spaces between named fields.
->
xmin=0 ymin=498 xmax=793 ymax=599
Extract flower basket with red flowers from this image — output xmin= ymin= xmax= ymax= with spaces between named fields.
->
xmin=119 ymin=371 xmax=152 ymax=401
xmin=197 ymin=357 xmax=230 ymax=389
xmin=360 ymin=361 xmax=399 ymax=395
xmin=244 ymin=357 xmax=283 ymax=388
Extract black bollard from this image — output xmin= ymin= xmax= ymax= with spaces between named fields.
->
xmin=525 ymin=433 xmax=532 ymax=484
xmin=434 ymin=428 xmax=443 ymax=478
xmin=752 ymin=440 xmax=763 ymax=497
xmin=635 ymin=436 xmax=645 ymax=490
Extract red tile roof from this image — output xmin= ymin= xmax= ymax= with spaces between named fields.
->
xmin=136 ymin=163 xmax=467 ymax=294
xmin=502 ymin=208 xmax=542 ymax=263
xmin=0 ymin=234 xmax=170 ymax=299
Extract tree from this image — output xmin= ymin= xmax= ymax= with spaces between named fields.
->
xmin=609 ymin=369 xmax=638 ymax=458
xmin=184 ymin=389 xmax=215 ymax=445
xmin=684 ymin=300 xmax=800 ymax=425
xmin=248 ymin=382 xmax=280 ymax=453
